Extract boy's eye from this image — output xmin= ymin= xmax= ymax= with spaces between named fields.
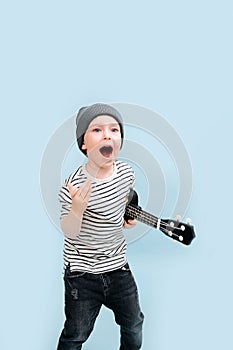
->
xmin=93 ymin=128 xmax=101 ymax=132
xmin=111 ymin=128 xmax=119 ymax=132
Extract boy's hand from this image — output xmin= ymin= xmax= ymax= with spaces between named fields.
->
xmin=123 ymin=219 xmax=137 ymax=229
xmin=67 ymin=180 xmax=92 ymax=218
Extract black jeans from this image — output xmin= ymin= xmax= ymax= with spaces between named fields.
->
xmin=57 ymin=263 xmax=144 ymax=350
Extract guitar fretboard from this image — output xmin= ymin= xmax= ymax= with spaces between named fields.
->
xmin=125 ymin=204 xmax=160 ymax=228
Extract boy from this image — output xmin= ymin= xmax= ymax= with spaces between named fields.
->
xmin=57 ymin=103 xmax=144 ymax=350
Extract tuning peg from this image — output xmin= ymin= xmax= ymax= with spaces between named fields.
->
xmin=176 ymin=215 xmax=181 ymax=222
xmin=186 ymin=218 xmax=192 ymax=225
xmin=169 ymin=221 xmax=174 ymax=228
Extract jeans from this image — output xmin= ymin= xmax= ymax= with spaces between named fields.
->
xmin=57 ymin=263 xmax=144 ymax=350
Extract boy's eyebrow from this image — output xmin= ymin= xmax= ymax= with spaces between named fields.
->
xmin=88 ymin=122 xmax=120 ymax=128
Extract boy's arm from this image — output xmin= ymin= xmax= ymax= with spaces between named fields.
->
xmin=60 ymin=210 xmax=83 ymax=239
xmin=60 ymin=180 xmax=92 ymax=239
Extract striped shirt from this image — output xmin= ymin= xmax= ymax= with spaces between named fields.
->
xmin=59 ymin=160 xmax=135 ymax=273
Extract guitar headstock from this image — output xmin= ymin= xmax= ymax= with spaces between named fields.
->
xmin=161 ymin=217 xmax=195 ymax=245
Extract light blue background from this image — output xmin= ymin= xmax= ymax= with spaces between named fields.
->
xmin=1 ymin=1 xmax=232 ymax=349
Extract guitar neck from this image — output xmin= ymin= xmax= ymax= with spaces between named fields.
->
xmin=125 ymin=204 xmax=160 ymax=229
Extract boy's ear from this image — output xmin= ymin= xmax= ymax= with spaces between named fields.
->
xmin=81 ymin=143 xmax=87 ymax=150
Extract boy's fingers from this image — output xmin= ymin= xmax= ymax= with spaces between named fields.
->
xmin=68 ymin=180 xmax=91 ymax=200
xmin=67 ymin=183 xmax=77 ymax=197
xmin=79 ymin=180 xmax=91 ymax=198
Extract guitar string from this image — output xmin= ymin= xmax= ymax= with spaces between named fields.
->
xmin=126 ymin=206 xmax=186 ymax=239
xmin=125 ymin=206 xmax=190 ymax=242
xmin=126 ymin=206 xmax=159 ymax=224
xmin=126 ymin=205 xmax=184 ymax=232
xmin=125 ymin=205 xmax=195 ymax=244
xmin=126 ymin=205 xmax=165 ymax=227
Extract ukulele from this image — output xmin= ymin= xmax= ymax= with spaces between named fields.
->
xmin=124 ymin=190 xmax=195 ymax=245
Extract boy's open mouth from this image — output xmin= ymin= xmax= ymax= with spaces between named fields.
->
xmin=99 ymin=146 xmax=113 ymax=158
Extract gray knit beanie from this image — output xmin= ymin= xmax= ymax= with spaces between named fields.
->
xmin=76 ymin=103 xmax=124 ymax=154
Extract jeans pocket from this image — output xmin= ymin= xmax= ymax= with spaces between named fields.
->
xmin=64 ymin=267 xmax=87 ymax=279
xmin=68 ymin=271 xmax=86 ymax=278
xmin=64 ymin=270 xmax=87 ymax=298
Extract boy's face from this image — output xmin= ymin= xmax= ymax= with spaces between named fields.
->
xmin=82 ymin=115 xmax=122 ymax=169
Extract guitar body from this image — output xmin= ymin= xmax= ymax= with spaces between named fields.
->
xmin=125 ymin=189 xmax=195 ymax=246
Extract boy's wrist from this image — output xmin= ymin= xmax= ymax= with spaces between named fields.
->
xmin=70 ymin=208 xmax=83 ymax=221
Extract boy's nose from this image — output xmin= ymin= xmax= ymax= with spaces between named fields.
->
xmin=103 ymin=129 xmax=111 ymax=139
